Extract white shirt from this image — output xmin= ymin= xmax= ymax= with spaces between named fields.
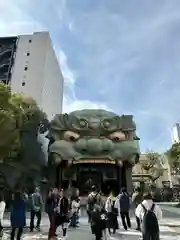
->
xmin=0 ymin=201 xmax=6 ymax=220
xmin=135 ymin=200 xmax=162 ymax=221
xmin=71 ymin=200 xmax=80 ymax=214
xmin=105 ymin=196 xmax=119 ymax=213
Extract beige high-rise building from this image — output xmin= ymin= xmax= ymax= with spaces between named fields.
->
xmin=0 ymin=31 xmax=64 ymax=119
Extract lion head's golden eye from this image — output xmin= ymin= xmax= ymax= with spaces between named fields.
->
xmin=63 ymin=131 xmax=80 ymax=141
xmin=108 ymin=131 xmax=126 ymax=142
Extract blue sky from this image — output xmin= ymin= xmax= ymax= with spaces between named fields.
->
xmin=1 ymin=0 xmax=180 ymax=152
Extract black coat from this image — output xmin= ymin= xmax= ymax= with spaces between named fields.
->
xmin=45 ymin=196 xmax=59 ymax=215
xmin=59 ymin=197 xmax=69 ymax=216
xmin=91 ymin=209 xmax=107 ymax=231
xmin=55 ymin=197 xmax=70 ymax=226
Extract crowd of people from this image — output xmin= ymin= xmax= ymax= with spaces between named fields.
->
xmin=87 ymin=186 xmax=162 ymax=240
xmin=0 ymin=185 xmax=162 ymax=240
xmin=0 ymin=187 xmax=80 ymax=240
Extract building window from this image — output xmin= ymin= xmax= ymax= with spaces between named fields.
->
xmin=24 ymin=67 xmax=28 ymax=71
xmin=29 ymin=40 xmax=32 ymax=43
xmin=22 ymin=82 xmax=25 ymax=86
xmin=27 ymin=52 xmax=30 ymax=56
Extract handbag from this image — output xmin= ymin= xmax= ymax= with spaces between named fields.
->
xmin=100 ymin=213 xmax=108 ymax=230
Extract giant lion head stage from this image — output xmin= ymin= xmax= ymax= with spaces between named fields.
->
xmin=47 ymin=109 xmax=140 ymax=193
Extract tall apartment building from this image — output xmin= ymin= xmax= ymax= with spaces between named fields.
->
xmin=0 ymin=31 xmax=64 ymax=119
xmin=172 ymin=123 xmax=180 ymax=143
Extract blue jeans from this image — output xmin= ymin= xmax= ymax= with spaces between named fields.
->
xmin=30 ymin=210 xmax=41 ymax=230
xmin=69 ymin=213 xmax=78 ymax=227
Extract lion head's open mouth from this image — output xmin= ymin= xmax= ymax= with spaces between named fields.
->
xmin=72 ymin=159 xmax=116 ymax=164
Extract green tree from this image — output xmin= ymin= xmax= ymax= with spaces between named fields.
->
xmin=166 ymin=142 xmax=180 ymax=174
xmin=140 ymin=151 xmax=164 ymax=182
xmin=0 ymin=83 xmax=48 ymax=162
xmin=0 ymin=83 xmax=49 ymax=191
xmin=0 ymin=84 xmax=21 ymax=161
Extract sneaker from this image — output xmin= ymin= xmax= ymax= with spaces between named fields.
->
xmin=62 ymin=236 xmax=67 ymax=240
xmin=36 ymin=226 xmax=40 ymax=231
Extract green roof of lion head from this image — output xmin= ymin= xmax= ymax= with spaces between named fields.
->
xmin=49 ymin=109 xmax=137 ymax=134
xmin=69 ymin=109 xmax=117 ymax=117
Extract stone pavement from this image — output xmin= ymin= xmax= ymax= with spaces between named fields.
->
xmin=2 ymin=216 xmax=180 ymax=239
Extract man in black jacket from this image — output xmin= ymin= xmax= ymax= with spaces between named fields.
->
xmin=56 ymin=189 xmax=70 ymax=240
xmin=46 ymin=188 xmax=59 ymax=239
xmin=118 ymin=187 xmax=131 ymax=230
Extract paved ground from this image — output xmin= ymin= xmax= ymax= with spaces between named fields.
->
xmin=2 ymin=205 xmax=180 ymax=239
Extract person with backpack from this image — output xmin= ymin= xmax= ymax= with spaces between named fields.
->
xmin=30 ymin=187 xmax=43 ymax=232
xmin=87 ymin=186 xmax=103 ymax=223
xmin=132 ymin=187 xmax=143 ymax=230
xmin=105 ymin=190 xmax=119 ymax=235
xmin=118 ymin=187 xmax=131 ymax=230
xmin=135 ymin=193 xmax=162 ymax=240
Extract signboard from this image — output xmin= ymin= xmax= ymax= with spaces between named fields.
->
xmin=73 ymin=159 xmax=116 ymax=164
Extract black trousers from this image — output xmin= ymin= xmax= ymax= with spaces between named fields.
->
xmin=142 ymin=232 xmax=160 ymax=240
xmin=48 ymin=213 xmax=57 ymax=239
xmin=30 ymin=210 xmax=41 ymax=230
xmin=87 ymin=210 xmax=91 ymax=223
xmin=107 ymin=213 xmax=118 ymax=234
xmin=95 ymin=229 xmax=102 ymax=240
xmin=0 ymin=220 xmax=3 ymax=237
xmin=136 ymin=216 xmax=141 ymax=229
xmin=120 ymin=212 xmax=131 ymax=230
xmin=11 ymin=227 xmax=23 ymax=240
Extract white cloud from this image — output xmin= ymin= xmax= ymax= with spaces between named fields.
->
xmin=63 ymin=98 xmax=110 ymax=113
xmin=0 ymin=1 xmax=46 ymax=36
xmin=0 ymin=0 xmax=109 ymax=116
xmin=56 ymin=49 xmax=76 ymax=86
xmin=56 ymin=49 xmax=110 ymax=113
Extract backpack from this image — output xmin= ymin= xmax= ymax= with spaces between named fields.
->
xmin=88 ymin=193 xmax=99 ymax=210
xmin=141 ymin=203 xmax=159 ymax=234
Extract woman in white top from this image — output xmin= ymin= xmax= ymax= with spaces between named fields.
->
xmin=0 ymin=196 xmax=6 ymax=237
xmin=69 ymin=197 xmax=80 ymax=228
xmin=105 ymin=190 xmax=119 ymax=235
